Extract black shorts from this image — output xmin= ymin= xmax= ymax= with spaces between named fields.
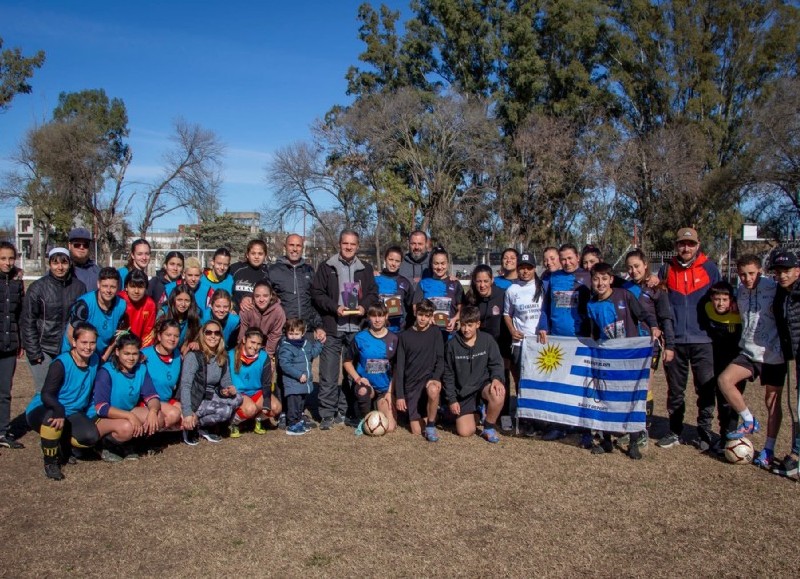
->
xmin=731 ymin=354 xmax=787 ymax=386
xmin=510 ymin=345 xmax=522 ymax=368
xmin=457 ymin=384 xmax=489 ymax=415
xmin=404 ymin=381 xmax=439 ymax=421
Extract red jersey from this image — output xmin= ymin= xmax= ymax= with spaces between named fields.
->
xmin=119 ymin=291 xmax=156 ymax=347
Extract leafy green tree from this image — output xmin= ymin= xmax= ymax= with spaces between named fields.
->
xmin=184 ymin=213 xmax=250 ymax=255
xmin=0 ymin=36 xmax=45 ymax=112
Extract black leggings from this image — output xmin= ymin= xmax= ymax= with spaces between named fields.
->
xmin=26 ymin=406 xmax=99 ymax=448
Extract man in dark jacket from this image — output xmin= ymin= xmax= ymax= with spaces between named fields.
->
xmin=269 ymin=234 xmax=324 ymax=341
xmin=68 ymin=227 xmax=100 ymax=290
xmin=772 ymin=250 xmax=800 ymax=479
xmin=656 ymin=227 xmax=720 ymax=450
xmin=398 ymin=230 xmax=430 ymax=288
xmin=21 ymin=248 xmax=87 ymax=392
xmin=311 ymin=230 xmax=378 ymax=430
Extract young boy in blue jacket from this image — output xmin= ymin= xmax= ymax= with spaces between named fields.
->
xmin=277 ymin=318 xmax=323 ymax=436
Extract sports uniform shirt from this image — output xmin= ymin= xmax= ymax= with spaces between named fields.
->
xmin=587 ymin=288 xmax=657 ymax=341
xmin=120 ymin=291 xmax=156 ymax=347
xmin=504 ymin=278 xmax=543 ymax=346
xmin=195 ymin=271 xmax=234 ymax=313
xmin=537 ymin=268 xmax=591 ymax=337
xmin=228 ymin=349 xmax=271 ymax=398
xmin=493 ymin=276 xmax=516 ymax=291
xmin=141 ymin=345 xmax=182 ymax=402
xmin=63 ymin=291 xmax=127 ymax=354
xmin=394 ymin=325 xmax=445 ymax=400
xmin=90 ymin=362 xmax=158 ymax=418
xmin=375 ymin=270 xmax=412 ymax=333
xmin=737 ymin=276 xmax=783 ymax=364
xmin=345 ymin=329 xmax=399 ymax=393
xmin=26 ymin=352 xmax=100 ymax=418
xmin=412 ymin=276 xmax=464 ymax=321
xmin=465 ymin=285 xmax=506 ymax=342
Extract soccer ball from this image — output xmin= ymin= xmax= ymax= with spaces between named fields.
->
xmin=363 ymin=411 xmax=388 ymax=436
xmin=724 ymin=438 xmax=754 ymax=464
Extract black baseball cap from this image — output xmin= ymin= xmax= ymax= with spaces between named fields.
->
xmin=519 ymin=252 xmax=536 ymax=267
xmin=68 ymin=227 xmax=92 ymax=241
xmin=771 ymin=250 xmax=799 ymax=269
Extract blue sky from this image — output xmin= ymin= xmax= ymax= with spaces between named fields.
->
xmin=0 ymin=1 xmax=407 ymax=231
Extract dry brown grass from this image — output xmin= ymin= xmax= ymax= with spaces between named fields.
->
xmin=1 ymin=364 xmax=798 ymax=578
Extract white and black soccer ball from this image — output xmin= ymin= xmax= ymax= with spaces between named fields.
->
xmin=724 ymin=437 xmax=754 ymax=465
xmin=363 ymin=411 xmax=388 ymax=436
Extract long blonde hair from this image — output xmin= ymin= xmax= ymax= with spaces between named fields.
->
xmin=199 ymin=320 xmax=227 ymax=366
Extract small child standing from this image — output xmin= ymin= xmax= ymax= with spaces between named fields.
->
xmin=343 ymin=304 xmax=399 ymax=433
xmin=277 ymin=318 xmax=323 ymax=436
xmin=703 ymin=281 xmax=743 ymax=446
xmin=443 ymin=306 xmax=506 ymax=442
xmin=586 ymin=263 xmax=659 ymax=459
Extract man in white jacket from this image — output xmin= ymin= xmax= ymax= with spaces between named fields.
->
xmin=717 ymin=254 xmax=786 ymax=468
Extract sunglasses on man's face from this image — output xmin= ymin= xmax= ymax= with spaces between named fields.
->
xmin=204 ymin=329 xmax=221 ymax=337
xmin=71 ymin=241 xmax=90 ymax=249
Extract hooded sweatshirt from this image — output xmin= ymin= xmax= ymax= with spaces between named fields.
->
xmin=443 ymin=330 xmax=504 ymax=404
xmin=238 ymin=300 xmax=287 ymax=356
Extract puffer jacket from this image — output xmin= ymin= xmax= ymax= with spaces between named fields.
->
xmin=0 ymin=268 xmax=24 ymax=353
xmin=21 ymin=270 xmax=86 ymax=361
xmin=659 ymin=253 xmax=720 ymax=344
xmin=268 ymin=257 xmax=322 ymax=332
xmin=775 ymin=278 xmax=800 ymax=361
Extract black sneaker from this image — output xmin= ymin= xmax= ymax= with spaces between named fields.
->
xmin=198 ymin=428 xmax=222 ymax=443
xmin=302 ymin=415 xmax=318 ymax=429
xmin=344 ymin=417 xmax=361 ymax=428
xmin=44 ymin=463 xmax=64 ymax=481
xmin=319 ymin=417 xmax=334 ymax=431
xmin=333 ymin=413 xmax=346 ymax=425
xmin=182 ymin=430 xmax=200 ymax=446
xmin=0 ymin=434 xmax=24 ymax=449
xmin=656 ymin=433 xmax=680 ymax=449
xmin=277 ymin=413 xmax=287 ymax=430
xmin=772 ymin=454 xmax=799 ymax=479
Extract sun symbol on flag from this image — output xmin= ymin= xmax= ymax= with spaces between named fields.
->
xmin=536 ymin=343 xmax=564 ymax=373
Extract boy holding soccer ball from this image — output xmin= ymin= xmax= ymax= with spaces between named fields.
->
xmin=343 ymin=303 xmax=398 ymax=433
xmin=443 ymin=306 xmax=505 ymax=442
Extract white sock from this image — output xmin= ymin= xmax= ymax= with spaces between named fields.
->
xmin=739 ymin=408 xmax=754 ymax=423
xmin=765 ymin=437 xmax=776 ymax=451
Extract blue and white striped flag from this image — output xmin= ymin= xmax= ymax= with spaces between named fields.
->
xmin=517 ymin=336 xmax=653 ymax=433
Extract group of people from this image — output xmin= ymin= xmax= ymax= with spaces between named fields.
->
xmin=0 ymin=225 xmax=798 ymax=481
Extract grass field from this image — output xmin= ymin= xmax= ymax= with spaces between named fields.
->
xmin=1 ymin=363 xmax=798 ymax=578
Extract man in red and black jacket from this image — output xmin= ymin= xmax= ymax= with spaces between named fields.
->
xmin=656 ymin=227 xmax=720 ymax=450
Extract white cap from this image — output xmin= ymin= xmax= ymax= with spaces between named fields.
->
xmin=48 ymin=247 xmax=70 ymax=260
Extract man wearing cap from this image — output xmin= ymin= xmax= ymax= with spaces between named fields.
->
xmin=772 ymin=250 xmax=800 ymax=478
xmin=21 ymin=248 xmax=87 ymax=391
xmin=68 ymin=227 xmax=100 ymax=290
xmin=656 ymin=227 xmax=721 ymax=450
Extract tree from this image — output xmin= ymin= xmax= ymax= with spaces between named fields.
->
xmin=183 ymin=214 xmax=250 ymax=254
xmin=744 ymin=78 xmax=800 ymax=238
xmin=136 ymin=119 xmax=225 ymax=237
xmin=0 ymin=37 xmax=45 ymax=112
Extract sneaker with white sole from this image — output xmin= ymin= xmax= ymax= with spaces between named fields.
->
xmin=286 ymin=422 xmax=307 ymax=436
xmin=424 ymin=425 xmax=439 ymax=442
xmin=182 ymin=430 xmax=200 ymax=446
xmin=198 ymin=429 xmax=222 ymax=443
xmin=753 ymin=448 xmax=774 ymax=470
xmin=656 ymin=433 xmax=680 ymax=449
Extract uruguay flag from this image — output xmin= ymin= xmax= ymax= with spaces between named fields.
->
xmin=517 ymin=336 xmax=653 ymax=433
